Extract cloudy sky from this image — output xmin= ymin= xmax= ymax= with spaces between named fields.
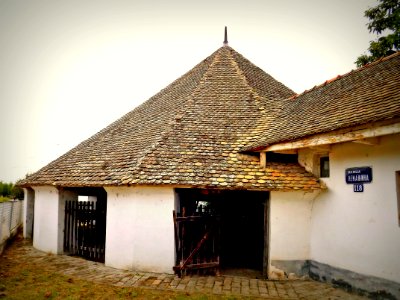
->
xmin=0 ymin=0 xmax=378 ymax=183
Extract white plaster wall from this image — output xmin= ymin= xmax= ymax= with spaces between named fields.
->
xmin=270 ymin=190 xmax=319 ymax=260
xmin=32 ymin=187 xmax=75 ymax=254
xmin=32 ymin=186 xmax=61 ymax=254
xmin=105 ymin=186 xmax=175 ymax=273
xmin=310 ymin=134 xmax=400 ymax=283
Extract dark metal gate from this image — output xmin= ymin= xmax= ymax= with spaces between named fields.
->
xmin=64 ymin=199 xmax=107 ymax=262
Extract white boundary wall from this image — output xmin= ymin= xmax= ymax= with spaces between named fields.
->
xmin=0 ymin=200 xmax=23 ymax=254
xmin=105 ymin=186 xmax=175 ymax=273
xmin=309 ymin=134 xmax=400 ymax=283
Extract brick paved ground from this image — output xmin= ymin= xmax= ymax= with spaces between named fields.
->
xmin=2 ymin=239 xmax=367 ymax=299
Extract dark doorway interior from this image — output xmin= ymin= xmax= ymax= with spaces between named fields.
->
xmin=220 ymin=192 xmax=265 ymax=271
xmin=175 ymin=189 xmax=268 ymax=275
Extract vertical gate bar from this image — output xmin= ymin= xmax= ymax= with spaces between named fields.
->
xmin=81 ymin=201 xmax=85 ymax=258
xmin=92 ymin=201 xmax=95 ymax=260
xmin=96 ymin=200 xmax=99 ymax=261
xmin=88 ymin=201 xmax=91 ymax=259
xmin=68 ymin=201 xmax=72 ymax=253
xmin=84 ymin=201 xmax=88 ymax=259
xmin=76 ymin=201 xmax=80 ymax=256
xmin=63 ymin=201 xmax=68 ymax=252
xmin=70 ymin=201 xmax=73 ymax=254
xmin=100 ymin=198 xmax=105 ymax=263
xmin=66 ymin=201 xmax=69 ymax=253
xmin=88 ymin=201 xmax=90 ymax=259
xmin=87 ymin=201 xmax=91 ymax=259
xmin=67 ymin=201 xmax=69 ymax=252
xmin=78 ymin=201 xmax=80 ymax=257
xmin=69 ymin=201 xmax=73 ymax=254
xmin=83 ymin=201 xmax=87 ymax=259
xmin=67 ymin=200 xmax=70 ymax=252
xmin=63 ymin=201 xmax=67 ymax=253
xmin=94 ymin=200 xmax=98 ymax=261
xmin=83 ymin=201 xmax=85 ymax=258
xmin=93 ymin=201 xmax=96 ymax=261
xmin=89 ymin=201 xmax=93 ymax=259
xmin=86 ymin=201 xmax=89 ymax=259
xmin=81 ymin=201 xmax=84 ymax=258
xmin=69 ymin=201 xmax=73 ymax=253
xmin=74 ymin=201 xmax=77 ymax=256
xmin=73 ymin=201 xmax=77 ymax=255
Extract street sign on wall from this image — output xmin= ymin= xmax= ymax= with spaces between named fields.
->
xmin=345 ymin=167 xmax=372 ymax=192
xmin=345 ymin=167 xmax=373 ymax=184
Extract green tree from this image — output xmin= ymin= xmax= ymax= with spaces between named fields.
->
xmin=0 ymin=182 xmax=12 ymax=196
xmin=356 ymin=0 xmax=400 ymax=67
xmin=11 ymin=185 xmax=24 ymax=199
xmin=0 ymin=181 xmax=23 ymax=200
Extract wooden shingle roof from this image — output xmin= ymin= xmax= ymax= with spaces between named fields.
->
xmin=244 ymin=52 xmax=400 ymax=151
xmin=19 ymin=46 xmax=322 ymax=191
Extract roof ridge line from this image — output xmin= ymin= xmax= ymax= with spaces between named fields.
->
xmin=133 ymin=94 xmax=195 ymax=174
xmin=134 ymin=49 xmax=223 ymax=175
xmin=223 ymin=49 xmax=285 ymax=152
xmin=226 ymin=48 xmax=267 ymax=114
xmin=289 ymin=51 xmax=400 ymax=100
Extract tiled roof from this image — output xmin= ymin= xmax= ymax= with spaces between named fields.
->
xmin=19 ymin=46 xmax=322 ymax=191
xmin=244 ymin=52 xmax=400 ymax=151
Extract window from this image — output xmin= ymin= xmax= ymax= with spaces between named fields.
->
xmin=320 ymin=156 xmax=330 ymax=178
xmin=396 ymin=171 xmax=400 ymax=226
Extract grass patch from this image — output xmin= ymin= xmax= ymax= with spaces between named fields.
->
xmin=0 ymin=196 xmax=11 ymax=202
xmin=0 ymin=238 xmax=248 ymax=300
xmin=0 ymin=266 xmax=243 ymax=300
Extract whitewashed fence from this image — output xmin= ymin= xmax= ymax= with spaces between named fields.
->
xmin=0 ymin=200 xmax=23 ymax=254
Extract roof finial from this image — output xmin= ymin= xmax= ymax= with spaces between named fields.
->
xmin=223 ymin=26 xmax=228 ymax=46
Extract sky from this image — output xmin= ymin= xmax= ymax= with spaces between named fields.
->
xmin=0 ymin=0 xmax=378 ymax=183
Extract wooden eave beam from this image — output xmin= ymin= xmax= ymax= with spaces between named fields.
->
xmin=352 ymin=137 xmax=380 ymax=145
xmin=261 ymin=122 xmax=400 ymax=152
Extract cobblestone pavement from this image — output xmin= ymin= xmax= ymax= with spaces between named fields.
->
xmin=2 ymin=239 xmax=367 ymax=299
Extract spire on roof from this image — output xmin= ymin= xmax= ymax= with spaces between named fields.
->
xmin=223 ymin=26 xmax=228 ymax=46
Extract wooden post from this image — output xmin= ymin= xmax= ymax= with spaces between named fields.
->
xmin=260 ymin=152 xmax=266 ymax=168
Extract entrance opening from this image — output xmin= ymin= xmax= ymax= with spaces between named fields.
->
xmin=174 ymin=189 xmax=268 ymax=277
xmin=220 ymin=192 xmax=265 ymax=271
xmin=63 ymin=187 xmax=107 ymax=263
xmin=24 ymin=187 xmax=35 ymax=239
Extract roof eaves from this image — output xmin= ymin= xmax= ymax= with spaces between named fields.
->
xmin=243 ymin=117 xmax=400 ymax=153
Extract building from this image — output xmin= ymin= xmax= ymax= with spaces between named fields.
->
xmin=19 ymin=40 xmax=400 ymax=298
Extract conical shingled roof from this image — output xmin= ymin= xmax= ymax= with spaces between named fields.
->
xmin=20 ymin=46 xmax=322 ymax=191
